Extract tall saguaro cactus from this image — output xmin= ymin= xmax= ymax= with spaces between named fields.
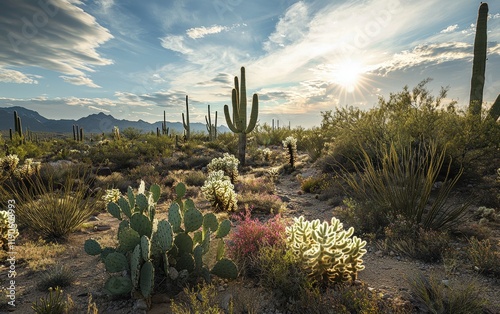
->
xmin=13 ymin=111 xmax=23 ymax=138
xmin=224 ymin=67 xmax=259 ymax=166
xmin=468 ymin=2 xmax=500 ymax=120
xmin=469 ymin=2 xmax=488 ymax=116
xmin=205 ymin=105 xmax=217 ymax=141
xmin=182 ymin=95 xmax=190 ymax=140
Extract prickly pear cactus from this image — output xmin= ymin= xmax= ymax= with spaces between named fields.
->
xmin=84 ymin=239 xmax=102 ymax=256
xmin=140 ymin=261 xmax=154 ymax=298
xmin=211 ymin=258 xmax=238 ymax=279
xmin=105 ymin=252 xmax=129 ymax=273
xmin=104 ymin=276 xmax=133 ymax=296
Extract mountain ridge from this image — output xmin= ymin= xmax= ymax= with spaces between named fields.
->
xmin=0 ymin=106 xmax=228 ymax=135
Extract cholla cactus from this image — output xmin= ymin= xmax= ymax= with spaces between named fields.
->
xmin=282 ymin=136 xmax=297 ymax=168
xmin=256 ymin=147 xmax=272 ymax=162
xmin=102 ymin=188 xmax=121 ymax=204
xmin=475 ymin=206 xmax=498 ymax=224
xmin=286 ymin=215 xmax=366 ymax=283
xmin=0 ymin=154 xmax=19 ymax=172
xmin=201 ymin=170 xmax=238 ymax=212
xmin=13 ymin=158 xmax=41 ymax=178
xmin=0 ymin=211 xmax=18 ymax=250
xmin=207 ymin=153 xmax=239 ymax=184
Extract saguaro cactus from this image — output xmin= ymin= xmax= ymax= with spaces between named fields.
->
xmin=469 ymin=2 xmax=488 ymax=116
xmin=13 ymin=111 xmax=23 ymax=138
xmin=205 ymin=105 xmax=217 ymax=141
xmin=162 ymin=110 xmax=169 ymax=135
xmin=224 ymin=67 xmax=259 ymax=165
xmin=182 ymin=96 xmax=190 ymax=140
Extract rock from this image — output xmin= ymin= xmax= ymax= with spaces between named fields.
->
xmin=94 ymin=225 xmax=111 ymax=231
xmin=220 ymin=293 xmax=233 ymax=312
xmin=375 ymin=250 xmax=383 ymax=257
xmin=134 ymin=299 xmax=148 ymax=311
xmin=281 ymin=195 xmax=291 ymax=202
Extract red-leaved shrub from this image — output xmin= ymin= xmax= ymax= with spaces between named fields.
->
xmin=227 ymin=206 xmax=287 ymax=275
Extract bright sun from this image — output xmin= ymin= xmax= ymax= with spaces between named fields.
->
xmin=332 ymin=60 xmax=363 ymax=93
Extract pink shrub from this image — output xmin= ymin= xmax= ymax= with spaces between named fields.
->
xmin=227 ymin=206 xmax=287 ymax=273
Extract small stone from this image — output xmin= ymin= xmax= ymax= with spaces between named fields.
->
xmin=220 ymin=293 xmax=233 ymax=312
xmin=375 ymin=250 xmax=383 ymax=256
xmin=94 ymin=225 xmax=111 ymax=231
xmin=134 ymin=299 xmax=148 ymax=311
xmin=297 ymin=190 xmax=303 ymax=195
xmin=218 ymin=285 xmax=225 ymax=292
xmin=441 ymin=280 xmax=449 ymax=287
xmin=88 ymin=216 xmax=100 ymax=221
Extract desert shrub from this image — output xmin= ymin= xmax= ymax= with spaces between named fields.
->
xmin=408 ymin=272 xmax=486 ymax=314
xmin=201 ymin=170 xmax=238 ymax=212
xmin=238 ymin=192 xmax=285 ymax=214
xmin=31 ymin=287 xmax=72 ymax=314
xmin=128 ymin=164 xmax=160 ymax=182
xmin=473 ymin=206 xmax=498 ymax=223
xmin=383 ymin=216 xmax=450 ymax=262
xmin=94 ymin=171 xmax=132 ymax=192
xmin=299 ymin=174 xmax=328 ymax=193
xmin=341 ymin=140 xmax=468 ymax=234
xmin=320 ymin=81 xmax=500 ymax=178
xmin=37 ymin=265 xmax=75 ymax=291
xmin=286 ymin=216 xmax=367 ymax=284
xmin=171 ymin=284 xmax=231 ymax=314
xmin=182 ymin=170 xmax=206 ymax=187
xmin=207 ymin=153 xmax=239 ymax=184
xmin=257 ymin=245 xmax=311 ymax=303
xmin=227 ymin=208 xmax=286 ymax=275
xmin=10 ymin=168 xmax=98 ymax=240
xmin=466 ymin=237 xmax=500 ymax=277
xmin=234 ymin=176 xmax=274 ymax=194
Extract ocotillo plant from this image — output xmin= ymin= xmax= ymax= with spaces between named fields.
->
xmin=468 ymin=2 xmax=500 ymax=120
xmin=224 ymin=67 xmax=259 ymax=165
xmin=182 ymin=95 xmax=190 ymax=140
xmin=205 ymin=105 xmax=217 ymax=141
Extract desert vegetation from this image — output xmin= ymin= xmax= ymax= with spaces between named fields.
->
xmin=1 ymin=12 xmax=500 ymax=311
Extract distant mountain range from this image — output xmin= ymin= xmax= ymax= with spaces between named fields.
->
xmin=0 ymin=106 xmax=228 ymax=135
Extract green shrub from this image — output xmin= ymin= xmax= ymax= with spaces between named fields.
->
xmin=171 ymin=284 xmax=231 ymax=314
xmin=408 ymin=272 xmax=486 ymax=314
xmin=466 ymin=237 xmax=500 ymax=277
xmin=37 ymin=265 xmax=75 ymax=291
xmin=256 ymin=245 xmax=310 ymax=303
xmin=183 ymin=170 xmax=207 ymax=187
xmin=342 ymin=140 xmax=468 ymax=234
xmin=237 ymin=192 xmax=285 ymax=214
xmin=32 ymin=287 xmax=71 ymax=314
xmin=383 ymin=217 xmax=450 ymax=262
xmin=10 ymin=167 xmax=98 ymax=240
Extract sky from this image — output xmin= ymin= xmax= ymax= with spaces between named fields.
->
xmin=0 ymin=0 xmax=499 ymax=129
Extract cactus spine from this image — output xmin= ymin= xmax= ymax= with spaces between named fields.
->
xmin=224 ymin=67 xmax=259 ymax=165
xmin=205 ymin=105 xmax=217 ymax=141
xmin=182 ymin=95 xmax=190 ymax=140
xmin=469 ymin=3 xmax=488 ymax=116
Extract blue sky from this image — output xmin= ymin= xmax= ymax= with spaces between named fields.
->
xmin=0 ymin=0 xmax=499 ymax=129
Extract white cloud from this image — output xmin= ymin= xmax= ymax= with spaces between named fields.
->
xmin=263 ymin=1 xmax=309 ymax=52
xmin=160 ymin=35 xmax=193 ymax=54
xmin=440 ymin=24 xmax=458 ymax=33
xmin=0 ymin=0 xmax=113 ymax=77
xmin=60 ymin=75 xmax=101 ymax=88
xmin=186 ymin=25 xmax=228 ymax=39
xmin=373 ymin=42 xmax=472 ymax=76
xmin=0 ymin=68 xmax=41 ymax=84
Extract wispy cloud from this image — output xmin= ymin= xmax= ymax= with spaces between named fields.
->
xmin=440 ymin=24 xmax=459 ymax=33
xmin=0 ymin=0 xmax=113 ymax=79
xmin=0 ymin=69 xmax=41 ymax=84
xmin=373 ymin=42 xmax=472 ymax=76
xmin=160 ymin=35 xmax=193 ymax=54
xmin=60 ymin=75 xmax=101 ymax=88
xmin=187 ymin=25 xmax=228 ymax=39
